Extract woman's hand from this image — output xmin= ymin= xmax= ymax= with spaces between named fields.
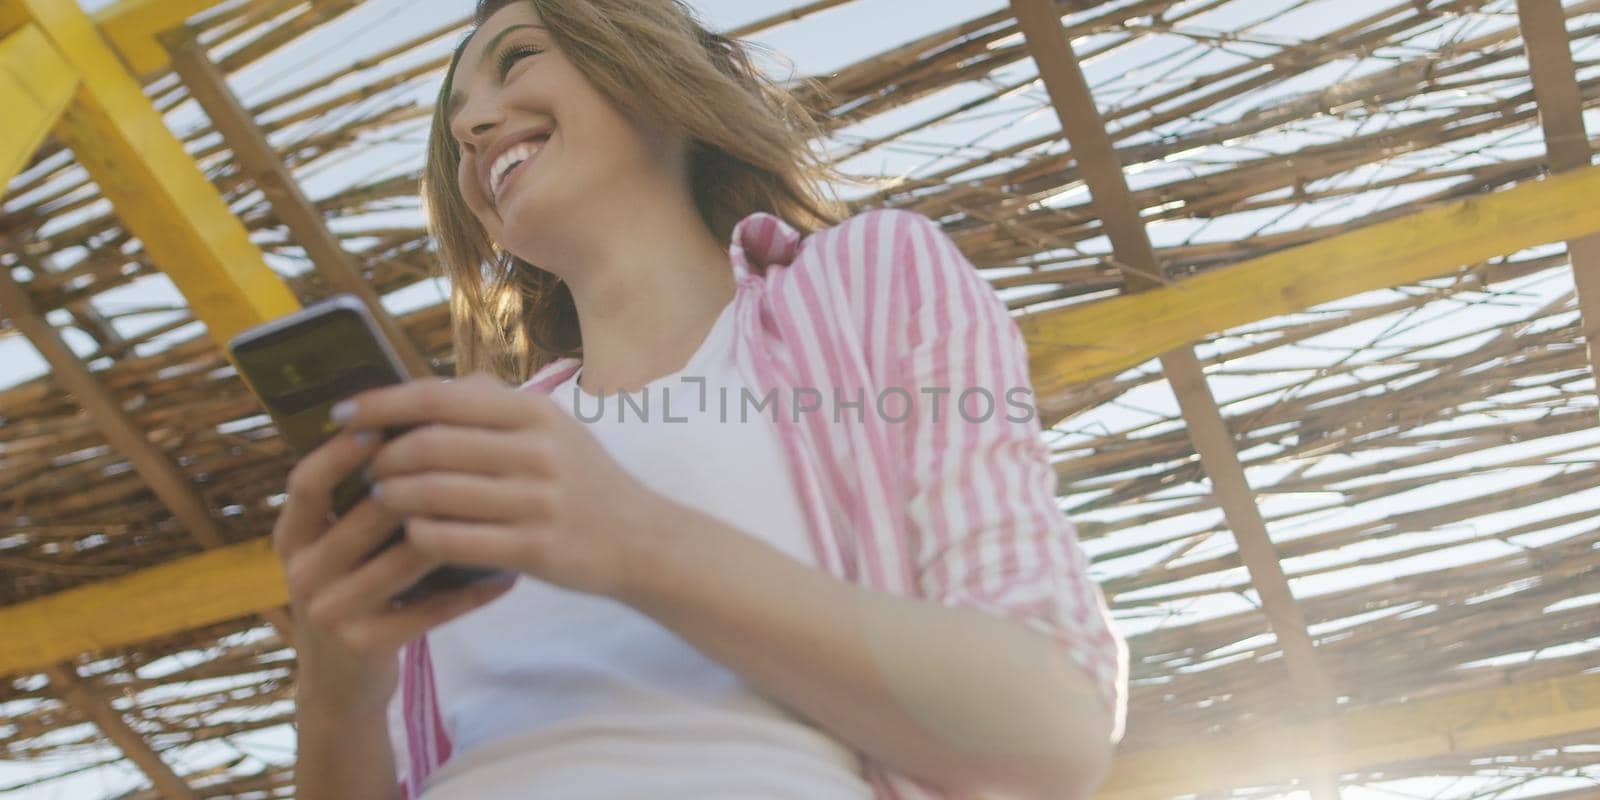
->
xmin=334 ymin=372 xmax=667 ymax=601
xmin=273 ymin=427 xmax=519 ymax=715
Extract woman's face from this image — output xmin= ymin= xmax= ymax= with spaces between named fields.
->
xmin=447 ymin=3 xmax=680 ymax=260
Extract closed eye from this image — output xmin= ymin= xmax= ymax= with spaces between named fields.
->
xmin=497 ymin=45 xmax=542 ymax=79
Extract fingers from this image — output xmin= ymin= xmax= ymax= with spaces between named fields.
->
xmin=308 ymin=538 xmax=439 ymax=621
xmin=404 ymin=517 xmax=541 ymax=571
xmin=307 ymin=541 xmax=518 ymax=655
xmin=373 ymin=473 xmax=552 ymax=523
xmin=290 ymin=495 xmax=408 ymax=591
xmin=369 ymin=425 xmax=553 ymax=480
xmin=334 ymin=373 xmax=556 ymax=434
xmin=275 ymin=429 xmax=384 ymax=557
xmin=362 ymin=576 xmax=519 ymax=652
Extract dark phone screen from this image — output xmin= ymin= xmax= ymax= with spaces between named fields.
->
xmin=232 ymin=307 xmax=404 ymax=456
xmin=233 ymin=306 xmax=411 ymax=518
xmin=233 ymin=301 xmax=507 ymax=603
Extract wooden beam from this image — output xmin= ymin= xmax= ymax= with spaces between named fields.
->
xmin=1010 ymin=0 xmax=1338 ymax=721
xmin=1097 ymin=670 xmax=1600 ymax=800
xmin=64 ymin=295 xmax=128 ymax=353
xmin=11 ymin=0 xmax=301 ymax=346
xmin=0 ymin=3 xmax=302 ymax=650
xmin=0 ymin=3 xmax=24 ymax=39
xmin=1018 ymin=162 xmax=1600 ymax=398
xmin=0 ymin=249 xmax=298 ymax=645
xmin=1161 ymin=350 xmax=1338 ymax=713
xmin=44 ymin=663 xmax=201 ymax=800
xmin=0 ymin=261 xmax=231 ymax=549
xmin=0 ymin=538 xmax=283 ymax=676
xmin=1518 ymin=0 xmax=1600 ymax=424
xmin=726 ymin=0 xmax=856 ymax=38
xmin=89 ymin=0 xmax=228 ymax=79
xmin=0 ymin=23 xmax=77 ymax=187
xmin=162 ymin=29 xmax=434 ymax=379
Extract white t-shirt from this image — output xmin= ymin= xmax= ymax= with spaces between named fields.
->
xmin=408 ymin=298 xmax=873 ymax=799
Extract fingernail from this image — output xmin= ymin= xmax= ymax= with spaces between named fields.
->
xmin=330 ymin=400 xmax=356 ymax=424
xmin=370 ymin=481 xmax=384 ymax=499
xmin=352 ymin=430 xmax=378 ymax=448
xmin=483 ymin=573 xmax=518 ymax=592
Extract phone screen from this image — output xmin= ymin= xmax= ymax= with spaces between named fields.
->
xmin=231 ymin=298 xmax=509 ymax=602
xmin=231 ymin=306 xmax=404 ymax=455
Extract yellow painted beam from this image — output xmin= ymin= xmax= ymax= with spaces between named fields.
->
xmin=13 ymin=0 xmax=299 ymax=344
xmin=1098 ymin=670 xmax=1600 ymax=800
xmin=91 ymin=0 xmax=228 ymax=78
xmin=1 ymin=533 xmax=1595 ymax=800
xmin=0 ymin=539 xmax=284 ymax=675
xmin=1021 ymin=164 xmax=1600 ymax=397
xmin=0 ymin=4 xmax=26 ymax=40
xmin=0 ymin=24 xmax=76 ymax=187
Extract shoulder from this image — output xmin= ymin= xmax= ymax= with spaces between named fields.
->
xmin=732 ymin=209 xmax=999 ymax=350
xmin=784 ymin=208 xmax=976 ymax=295
xmin=732 ymin=208 xmax=968 ymax=282
xmin=803 ymin=208 xmax=955 ymax=256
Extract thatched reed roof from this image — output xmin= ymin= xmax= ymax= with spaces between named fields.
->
xmin=1 ymin=0 xmax=1597 ymax=797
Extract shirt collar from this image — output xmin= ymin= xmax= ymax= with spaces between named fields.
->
xmin=728 ymin=212 xmax=802 ymax=284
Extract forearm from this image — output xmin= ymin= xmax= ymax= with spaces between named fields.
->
xmin=294 ymin=684 xmax=402 ymax=800
xmin=619 ymin=500 xmax=1114 ymax=799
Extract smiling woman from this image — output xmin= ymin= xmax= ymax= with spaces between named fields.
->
xmin=422 ymin=0 xmax=843 ymax=382
xmin=275 ymin=1 xmax=1127 ymax=799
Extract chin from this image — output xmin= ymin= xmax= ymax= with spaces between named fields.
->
xmin=503 ymin=196 xmax=585 ymax=247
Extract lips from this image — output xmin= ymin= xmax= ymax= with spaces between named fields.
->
xmin=480 ymin=128 xmax=553 ymax=206
xmin=491 ymin=137 xmax=549 ymax=205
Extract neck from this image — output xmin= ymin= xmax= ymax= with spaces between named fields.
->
xmin=529 ymin=176 xmax=736 ymax=394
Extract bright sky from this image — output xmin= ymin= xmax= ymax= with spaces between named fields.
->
xmin=2 ymin=0 xmax=1597 ymax=797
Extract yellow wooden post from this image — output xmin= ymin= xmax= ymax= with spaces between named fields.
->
xmin=0 ymin=539 xmax=284 ymax=675
xmin=4 ymin=0 xmax=300 ymax=345
xmin=1021 ymin=164 xmax=1600 ymax=396
xmin=1098 ymin=670 xmax=1600 ymax=800
xmin=1 ymin=535 xmax=1595 ymax=800
xmin=3 ymin=0 xmax=233 ymax=80
xmin=0 ymin=23 xmax=77 ymax=187
xmin=0 ymin=5 xmax=26 ymax=38
xmin=91 ymin=0 xmax=230 ymax=78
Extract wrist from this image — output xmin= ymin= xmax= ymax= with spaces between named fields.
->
xmin=295 ymin=670 xmax=393 ymax=719
xmin=612 ymin=492 xmax=706 ymax=609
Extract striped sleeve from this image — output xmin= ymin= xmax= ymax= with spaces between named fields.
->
xmin=873 ymin=209 xmax=1128 ymax=739
xmin=386 ymin=660 xmax=413 ymax=797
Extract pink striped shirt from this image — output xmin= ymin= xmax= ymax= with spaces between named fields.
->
xmin=394 ymin=208 xmax=1129 ymax=798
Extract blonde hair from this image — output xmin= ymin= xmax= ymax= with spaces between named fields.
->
xmin=423 ymin=0 xmax=845 ymax=382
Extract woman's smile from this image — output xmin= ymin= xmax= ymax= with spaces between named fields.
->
xmin=491 ymin=131 xmax=552 ymax=207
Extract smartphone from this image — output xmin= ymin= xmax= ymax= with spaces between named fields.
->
xmin=228 ymin=293 xmax=508 ymax=604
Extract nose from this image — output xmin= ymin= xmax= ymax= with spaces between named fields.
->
xmin=452 ymin=93 xmax=505 ymax=151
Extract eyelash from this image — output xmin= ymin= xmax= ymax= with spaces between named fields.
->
xmin=497 ymin=45 xmax=542 ymax=78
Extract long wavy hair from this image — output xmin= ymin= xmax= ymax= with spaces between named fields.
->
xmin=423 ymin=0 xmax=846 ymax=382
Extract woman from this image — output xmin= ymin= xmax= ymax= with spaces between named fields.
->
xmin=274 ymin=1 xmax=1128 ymax=798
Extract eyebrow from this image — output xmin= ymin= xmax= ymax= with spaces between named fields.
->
xmin=445 ymin=24 xmax=544 ymax=127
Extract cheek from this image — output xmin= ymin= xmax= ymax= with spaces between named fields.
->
xmin=457 ymin=158 xmax=496 ymax=222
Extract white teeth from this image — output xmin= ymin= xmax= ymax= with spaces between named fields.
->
xmin=490 ymin=136 xmax=547 ymax=197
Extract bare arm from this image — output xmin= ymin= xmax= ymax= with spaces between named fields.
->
xmin=619 ymin=498 xmax=1116 ymax=800
xmin=275 ymin=427 xmax=517 ymax=800
xmin=293 ymin=683 xmax=402 ymax=800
